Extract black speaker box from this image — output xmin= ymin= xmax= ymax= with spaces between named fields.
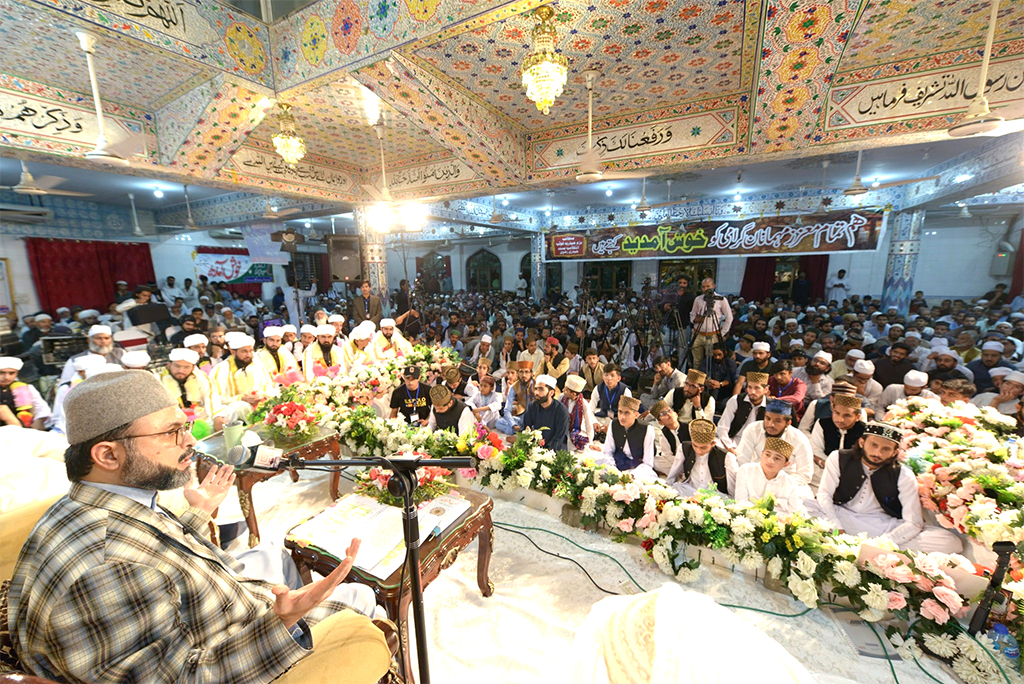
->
xmin=327 ymin=236 xmax=362 ymax=283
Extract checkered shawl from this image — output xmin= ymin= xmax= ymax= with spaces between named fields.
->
xmin=8 ymin=483 xmax=353 ymax=684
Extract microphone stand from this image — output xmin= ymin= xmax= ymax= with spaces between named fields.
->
xmin=294 ymin=454 xmax=474 ymax=684
xmin=967 ymin=540 xmax=1016 ymax=635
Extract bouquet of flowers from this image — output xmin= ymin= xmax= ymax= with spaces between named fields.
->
xmin=354 ymin=457 xmax=452 ymax=507
xmin=263 ymin=401 xmax=319 ymax=442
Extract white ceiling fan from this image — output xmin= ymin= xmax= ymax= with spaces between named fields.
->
xmin=488 ymin=195 xmax=511 ymax=223
xmin=361 ymin=122 xmax=394 ymax=203
xmin=1 ymin=160 xmax=92 ymax=197
xmin=127 ymin=192 xmax=145 ymax=236
xmin=575 ymin=70 xmax=650 ymax=184
xmin=649 ymin=179 xmax=701 ymax=209
xmin=259 ymin=197 xmax=302 ymax=220
xmin=75 ymin=31 xmax=145 ymax=166
xmin=948 ymin=0 xmax=1024 ymax=138
xmin=154 ymin=184 xmax=201 ymax=232
xmin=842 ymin=150 xmax=939 ymax=196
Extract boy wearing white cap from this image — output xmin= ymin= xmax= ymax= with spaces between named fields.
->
xmin=49 ymin=354 xmax=106 ymax=433
xmin=0 ymin=357 xmax=50 ymax=429
xmin=878 ymin=369 xmax=937 ymax=410
xmin=183 ymin=333 xmax=214 ymax=375
xmin=255 ymin=326 xmax=298 ymax=376
xmin=971 ymin=370 xmax=1024 ymax=415
xmin=120 ymin=350 xmax=153 ymax=372
xmin=210 ymin=335 xmax=273 ymax=426
xmin=158 ymin=348 xmax=214 ymax=421
xmin=59 ymin=324 xmax=125 ymax=383
xmin=294 ymin=324 xmax=316 ymax=365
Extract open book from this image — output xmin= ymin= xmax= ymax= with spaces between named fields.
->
xmin=287 ymin=492 xmax=472 ymax=581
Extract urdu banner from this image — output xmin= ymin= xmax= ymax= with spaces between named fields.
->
xmin=545 ymin=210 xmax=886 ymax=261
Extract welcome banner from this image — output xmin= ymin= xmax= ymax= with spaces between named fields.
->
xmin=194 ymin=252 xmax=273 ymax=283
xmin=545 ymin=209 xmax=886 ymax=261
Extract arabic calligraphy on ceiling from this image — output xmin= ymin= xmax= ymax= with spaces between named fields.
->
xmin=228 ymin=145 xmax=356 ymax=192
xmin=384 ymin=158 xmax=478 ymax=191
xmin=84 ymin=0 xmax=221 ymax=44
xmin=828 ymin=57 xmax=1023 ymax=128
xmin=532 ymin=109 xmax=737 ymax=172
xmin=0 ymin=89 xmax=145 ymax=152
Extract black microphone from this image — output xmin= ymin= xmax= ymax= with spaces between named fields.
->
xmin=285 ymin=453 xmax=479 ymax=471
xmin=197 ymin=443 xmax=285 ymax=470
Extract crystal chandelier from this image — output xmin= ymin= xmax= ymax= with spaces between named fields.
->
xmin=271 ymin=103 xmax=306 ymax=167
xmin=521 ymin=6 xmax=568 ymax=115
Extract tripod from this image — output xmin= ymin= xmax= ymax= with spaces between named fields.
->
xmin=684 ymin=292 xmax=724 ymax=376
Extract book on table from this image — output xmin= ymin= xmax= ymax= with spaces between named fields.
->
xmin=287 ymin=492 xmax=472 ymax=581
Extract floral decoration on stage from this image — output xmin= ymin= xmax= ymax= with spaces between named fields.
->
xmin=263 ymin=401 xmax=319 ymax=442
xmin=354 ymin=459 xmax=452 ymax=507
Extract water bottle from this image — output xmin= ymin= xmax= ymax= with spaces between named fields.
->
xmin=987 ymin=626 xmax=1004 ymax=657
xmin=1008 ymin=437 xmax=1019 ymax=460
xmin=993 ymin=624 xmax=1020 ymax=670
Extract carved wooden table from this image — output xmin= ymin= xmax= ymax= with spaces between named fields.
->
xmin=197 ymin=425 xmax=340 ymax=548
xmin=284 ymin=487 xmax=495 ymax=684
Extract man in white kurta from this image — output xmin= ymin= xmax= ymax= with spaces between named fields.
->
xmin=282 ymin=277 xmax=318 ymax=327
xmin=371 ymin=318 xmax=413 ymax=360
xmin=209 ymin=334 xmax=273 ymax=426
xmin=59 ymin=325 xmax=125 ymax=383
xmin=49 ymin=354 xmax=106 ymax=433
xmin=595 ymin=396 xmax=658 ymax=481
xmin=716 ymin=371 xmax=769 ymax=452
xmin=651 ymin=399 xmax=685 ymax=478
xmin=878 ymin=369 xmax=937 ymax=412
xmin=339 ymin=322 xmax=377 ymax=374
xmin=303 ymin=324 xmax=343 ymax=381
xmin=734 ymin=436 xmax=806 ymax=515
xmin=813 ymin=423 xmax=962 ymax=553
xmin=665 ymin=418 xmax=737 ymax=497
xmin=157 ymin=348 xmax=214 ymax=422
xmin=825 ymin=269 xmax=848 ymax=305
xmin=254 ymin=326 xmax=298 ymax=377
xmin=970 ymin=370 xmax=1024 ymax=415
xmin=736 ymin=399 xmax=813 ymax=496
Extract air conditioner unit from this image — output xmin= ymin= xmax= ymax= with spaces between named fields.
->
xmin=0 ymin=203 xmax=53 ymax=225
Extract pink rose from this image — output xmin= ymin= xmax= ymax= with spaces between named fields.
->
xmin=920 ymin=598 xmax=949 ymax=625
xmin=934 ymin=467 xmax=953 ymax=482
xmin=915 ymin=555 xmax=941 ymax=577
xmin=871 ymin=553 xmax=901 ymax=571
xmin=883 ymin=564 xmax=917 ymax=584
xmin=955 ymin=481 xmax=981 ymax=500
xmin=458 ymin=468 xmax=478 ymax=480
xmin=612 ymin=489 xmax=635 ymax=504
xmin=636 ymin=511 xmax=657 ymax=529
xmin=477 ymin=445 xmax=495 ymax=461
xmin=920 ymin=496 xmax=940 ymax=512
xmin=617 ymin=518 xmax=635 ymax=533
xmin=945 ymin=494 xmax=964 ymax=509
xmin=932 ymin=585 xmax=963 ymax=613
xmin=915 ymin=577 xmax=935 ymax=592
xmin=887 ymin=592 xmax=907 ymax=610
xmin=917 ymin=473 xmax=936 ymax=489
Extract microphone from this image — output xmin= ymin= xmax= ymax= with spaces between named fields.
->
xmin=198 ymin=443 xmax=285 ymax=470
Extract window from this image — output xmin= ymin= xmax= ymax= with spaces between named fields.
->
xmin=520 ymin=253 xmax=531 ymax=281
xmin=415 ymin=252 xmax=451 ymax=294
xmin=466 ymin=250 xmax=502 ymax=292
xmin=584 ymin=263 xmax=632 ymax=297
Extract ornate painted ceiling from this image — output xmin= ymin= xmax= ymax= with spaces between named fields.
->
xmin=0 ymin=0 xmax=1021 ymax=222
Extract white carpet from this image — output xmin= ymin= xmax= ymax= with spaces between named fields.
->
xmin=233 ymin=469 xmax=958 ymax=684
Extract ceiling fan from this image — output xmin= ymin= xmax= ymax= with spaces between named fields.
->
xmin=1 ymin=160 xmax=92 ymax=197
xmin=154 ymin=184 xmax=201 ymax=232
xmin=488 ymin=195 xmax=511 ymax=223
xmin=127 ymin=192 xmax=145 ymax=236
xmin=842 ymin=150 xmax=939 ymax=196
xmin=574 ymin=70 xmax=650 ymax=184
xmin=259 ymin=197 xmax=302 ymax=220
xmin=948 ymin=0 xmax=1024 ymax=138
xmin=650 ymin=179 xmax=700 ymax=209
xmin=75 ymin=31 xmax=144 ymax=166
xmin=361 ymin=122 xmax=394 ymax=203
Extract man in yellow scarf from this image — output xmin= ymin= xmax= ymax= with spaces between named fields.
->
xmin=256 ymin=326 xmax=298 ymax=376
xmin=340 ymin=321 xmax=377 ymax=374
xmin=371 ymin=318 xmax=412 ymax=360
xmin=304 ymin=324 xmax=342 ymax=381
xmin=0 ymin=356 xmax=50 ymax=429
xmin=158 ymin=348 xmax=213 ymax=422
xmin=210 ymin=335 xmax=272 ymax=427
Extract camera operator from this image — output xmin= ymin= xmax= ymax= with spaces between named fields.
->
xmin=675 ymin=276 xmax=696 ymax=362
xmin=690 ymin=277 xmax=732 ymax=371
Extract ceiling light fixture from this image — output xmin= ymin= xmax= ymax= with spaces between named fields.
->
xmin=605 ymin=188 xmax=613 ymax=197
xmin=954 ymin=174 xmax=973 ymax=183
xmin=871 ymin=180 xmax=880 ymax=188
xmin=304 ymin=221 xmax=311 ymax=228
xmin=733 ymin=193 xmax=742 ymax=202
xmin=153 ymin=189 xmax=164 ymax=198
xmin=360 ymin=84 xmax=381 ymax=126
xmin=271 ymin=103 xmax=306 ymax=167
xmin=521 ymin=5 xmax=568 ymax=115
xmin=502 ymin=198 xmax=509 ymax=207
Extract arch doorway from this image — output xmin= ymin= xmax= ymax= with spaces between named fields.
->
xmin=467 ymin=249 xmax=501 ymax=292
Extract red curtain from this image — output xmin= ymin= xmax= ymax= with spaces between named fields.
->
xmin=799 ymin=254 xmax=831 ymax=302
xmin=1010 ymin=227 xmax=1024 ymax=298
xmin=26 ymin=238 xmax=155 ymax=314
xmin=194 ymin=246 xmax=262 ymax=298
xmin=740 ymin=256 xmax=777 ymax=302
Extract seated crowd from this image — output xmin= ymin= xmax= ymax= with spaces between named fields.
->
xmin=3 ymin=272 xmax=1024 ymax=682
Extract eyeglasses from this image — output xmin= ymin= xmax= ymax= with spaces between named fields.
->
xmin=114 ymin=421 xmax=194 ymax=447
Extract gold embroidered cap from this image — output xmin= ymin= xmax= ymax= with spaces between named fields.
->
xmin=688 ymin=418 xmax=716 ymax=444
xmin=764 ymin=437 xmax=794 ymax=459
xmin=618 ymin=396 xmax=641 ymax=413
xmin=686 ymin=369 xmax=706 ymax=385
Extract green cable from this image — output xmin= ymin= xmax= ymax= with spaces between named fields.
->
xmin=821 ymin=602 xmax=901 ymax=684
xmin=719 ymin=603 xmax=816 ymax=619
xmin=899 ymin=619 xmax=946 ymax=684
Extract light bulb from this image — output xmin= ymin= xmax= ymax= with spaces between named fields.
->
xmin=545 ymin=210 xmax=551 ymax=217
xmin=605 ymin=189 xmax=613 ymax=197
xmin=153 ymin=189 xmax=164 ymax=198
xmin=502 ymin=198 xmax=509 ymax=206
xmin=734 ymin=193 xmax=742 ymax=202
xmin=304 ymin=221 xmax=311 ymax=228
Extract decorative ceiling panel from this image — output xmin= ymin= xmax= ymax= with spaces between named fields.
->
xmin=840 ymin=0 xmax=1024 ymax=73
xmin=409 ymin=0 xmax=760 ymax=129
xmin=0 ymin=0 xmax=218 ymax=109
xmin=247 ymin=77 xmax=447 ymax=168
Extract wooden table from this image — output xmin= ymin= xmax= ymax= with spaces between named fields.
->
xmin=284 ymin=487 xmax=495 ymax=684
xmin=197 ymin=425 xmax=341 ymax=548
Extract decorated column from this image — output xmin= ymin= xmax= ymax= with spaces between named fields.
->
xmin=354 ymin=208 xmax=389 ymax=309
xmin=880 ymin=210 xmax=924 ymax=316
xmin=531 ymin=233 xmax=547 ymax=303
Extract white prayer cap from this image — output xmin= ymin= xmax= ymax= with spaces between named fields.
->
xmin=169 ymin=348 xmax=199 ymax=364
xmin=313 ymin=324 xmax=335 ymax=337
xmin=85 ymin=363 xmax=123 ymax=378
xmin=350 ymin=322 xmax=375 ymax=340
xmin=199 ymin=295 xmax=211 ymax=302
xmin=79 ymin=309 xmax=100 ymax=319
xmin=790 ymin=339 xmax=804 ymax=348
xmin=936 ymin=348 xmax=961 ymax=362
xmin=814 ymin=351 xmax=833 ymax=364
xmin=922 ymin=327 xmax=935 ymax=336
xmin=890 ymin=323 xmax=904 ymax=330
xmin=905 ymin=331 xmax=922 ymax=339
xmin=0 ymin=357 xmax=24 ymax=371
xmin=853 ymin=359 xmax=875 ymax=374
xmin=262 ymin=326 xmax=283 ymax=338
xmin=536 ymin=374 xmax=557 ymax=390
xmin=214 ymin=303 xmax=224 ymax=310
xmin=327 ymin=314 xmax=344 ymax=323
xmin=870 ymin=311 xmax=880 ymax=318
xmin=785 ymin=318 xmax=798 ymax=326
xmin=862 ymin=333 xmax=876 ymax=345
xmin=87 ymin=325 xmax=112 ymax=337
xmin=846 ymin=349 xmax=866 ymax=361
xmin=73 ymin=354 xmax=106 ymax=372
xmin=1006 ymin=371 xmax=1024 ymax=386
xmin=989 ymin=367 xmax=1012 ymax=379
xmin=301 ymin=324 xmax=318 ymax=335
xmin=559 ymin=315 xmax=568 ymax=321
xmin=120 ymin=351 xmax=151 ymax=368
xmin=1010 ymin=312 xmax=1024 ymax=320
xmin=281 ymin=324 xmax=297 ymax=334
xmin=977 ymin=299 xmax=989 ymax=306
xmin=982 ymin=341 xmax=1004 ymax=352
xmin=183 ymin=333 xmax=208 ymax=348
xmin=228 ymin=335 xmax=255 ymax=350
xmin=904 ymin=370 xmax=929 ymax=387
xmin=35 ymin=313 xmax=53 ymax=321
xmin=115 ymin=280 xmax=128 ymax=286
xmin=380 ymin=318 xmax=396 ymax=328
xmin=224 ymin=331 xmax=245 ymax=344
xmin=56 ymin=307 xmax=70 ymax=314
xmin=480 ymin=334 xmax=492 ymax=343
xmin=752 ymin=341 xmax=770 ymax=352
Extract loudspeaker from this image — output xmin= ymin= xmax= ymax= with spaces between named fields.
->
xmin=327 ymin=236 xmax=362 ymax=283
xmin=127 ymin=303 xmax=171 ymax=326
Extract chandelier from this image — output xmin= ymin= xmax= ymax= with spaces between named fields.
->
xmin=521 ymin=6 xmax=568 ymax=115
xmin=271 ymin=103 xmax=306 ymax=167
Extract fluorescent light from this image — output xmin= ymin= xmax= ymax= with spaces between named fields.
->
xmin=954 ymin=174 xmax=973 ymax=183
xmin=271 ymin=205 xmax=278 ymax=212
xmin=153 ymin=189 xmax=164 ymax=198
xmin=871 ymin=180 xmax=880 ymax=188
xmin=545 ymin=210 xmax=551 ymax=217
xmin=630 ymin=204 xmax=637 ymax=210
xmin=501 ymin=198 xmax=509 ymax=206
xmin=304 ymin=221 xmax=311 ymax=228
xmin=605 ymin=189 xmax=613 ymax=196
xmin=733 ymin=193 xmax=742 ymax=202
